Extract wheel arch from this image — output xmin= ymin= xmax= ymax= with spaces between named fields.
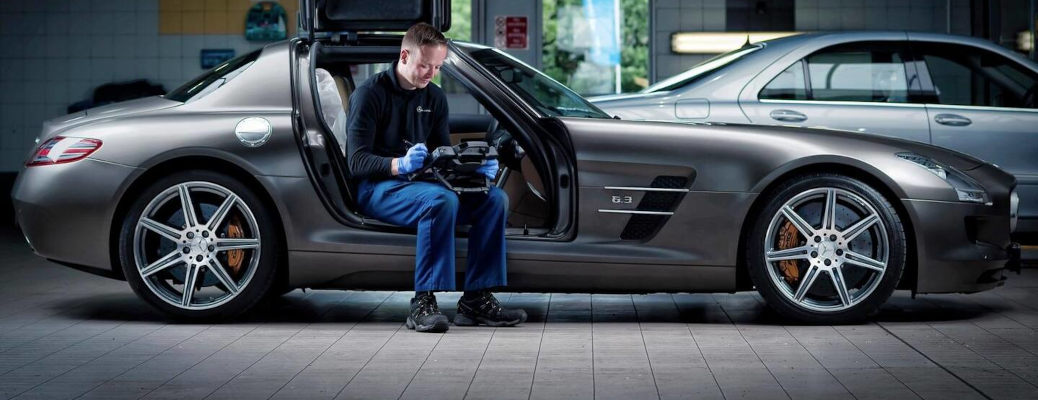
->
xmin=107 ymin=155 xmax=289 ymax=292
xmin=734 ymin=161 xmax=918 ymax=293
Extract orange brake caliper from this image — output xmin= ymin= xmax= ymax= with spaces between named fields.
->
xmin=776 ymin=221 xmax=801 ymax=284
xmin=226 ymin=215 xmax=245 ymax=277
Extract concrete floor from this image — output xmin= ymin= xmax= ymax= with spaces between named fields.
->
xmin=3 ymin=226 xmax=1038 ymax=400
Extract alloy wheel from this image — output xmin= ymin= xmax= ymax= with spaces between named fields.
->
xmin=763 ymin=187 xmax=889 ymax=312
xmin=132 ymin=181 xmax=262 ymax=310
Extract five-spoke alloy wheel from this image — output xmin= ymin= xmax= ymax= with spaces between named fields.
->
xmin=119 ymin=170 xmax=279 ymax=319
xmin=747 ymin=173 xmax=906 ymax=323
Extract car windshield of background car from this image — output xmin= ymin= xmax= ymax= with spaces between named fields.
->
xmin=469 ymin=48 xmax=612 ymax=119
xmin=166 ymin=49 xmax=261 ymax=103
xmin=641 ymin=45 xmax=762 ymax=94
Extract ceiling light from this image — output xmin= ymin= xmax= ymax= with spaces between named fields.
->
xmin=671 ymin=32 xmax=801 ymax=54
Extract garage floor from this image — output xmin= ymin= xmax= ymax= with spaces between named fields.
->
xmin=3 ymin=226 xmax=1038 ymax=400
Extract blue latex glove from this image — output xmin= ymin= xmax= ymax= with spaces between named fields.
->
xmin=396 ymin=143 xmax=427 ymax=175
xmin=477 ymin=159 xmax=499 ymax=180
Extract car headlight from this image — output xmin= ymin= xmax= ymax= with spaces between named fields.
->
xmin=896 ymin=152 xmax=989 ymax=204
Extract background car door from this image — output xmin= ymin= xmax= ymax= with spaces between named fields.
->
xmin=911 ymin=40 xmax=1038 ymax=232
xmin=741 ymin=41 xmax=931 ymax=144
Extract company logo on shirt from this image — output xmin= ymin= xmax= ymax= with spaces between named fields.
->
xmin=416 ymin=106 xmax=431 ymax=113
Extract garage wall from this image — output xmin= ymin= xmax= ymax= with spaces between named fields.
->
xmin=651 ymin=0 xmax=727 ymax=83
xmin=795 ymin=0 xmax=970 ymax=35
xmin=0 ymin=0 xmax=295 ymax=173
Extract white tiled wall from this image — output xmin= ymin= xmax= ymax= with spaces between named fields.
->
xmin=795 ymin=0 xmax=970 ymax=34
xmin=652 ymin=0 xmax=727 ymax=82
xmin=0 ymin=0 xmax=273 ymax=172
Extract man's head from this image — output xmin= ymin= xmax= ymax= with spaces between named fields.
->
xmin=397 ymin=22 xmax=448 ymax=90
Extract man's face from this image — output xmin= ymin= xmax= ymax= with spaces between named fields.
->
xmin=399 ymin=44 xmax=447 ymax=89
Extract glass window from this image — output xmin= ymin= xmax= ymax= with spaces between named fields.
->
xmin=166 ymin=49 xmax=261 ymax=103
xmin=760 ymin=60 xmax=807 ymax=100
xmin=917 ymin=43 xmax=1038 ymax=109
xmin=469 ymin=47 xmax=611 ymax=119
xmin=804 ymin=44 xmax=909 ymax=103
xmin=645 ymin=45 xmax=761 ymax=93
xmin=543 ymin=0 xmax=649 ymax=96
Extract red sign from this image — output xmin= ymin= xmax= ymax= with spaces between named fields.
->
xmin=494 ymin=16 xmax=528 ymax=50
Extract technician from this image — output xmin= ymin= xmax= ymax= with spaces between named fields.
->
xmin=346 ymin=23 xmax=527 ymax=333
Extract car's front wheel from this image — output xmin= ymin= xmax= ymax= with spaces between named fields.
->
xmin=747 ymin=173 xmax=906 ymax=323
xmin=118 ymin=170 xmax=279 ymax=320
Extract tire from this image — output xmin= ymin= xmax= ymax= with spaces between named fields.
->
xmin=118 ymin=170 xmax=280 ymax=320
xmin=746 ymin=173 xmax=906 ymax=324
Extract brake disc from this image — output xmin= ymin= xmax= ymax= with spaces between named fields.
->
xmin=776 ymin=220 xmax=801 ymax=283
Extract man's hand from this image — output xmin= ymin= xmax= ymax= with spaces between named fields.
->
xmin=395 ymin=143 xmax=428 ymax=175
xmin=477 ymin=159 xmax=499 ymax=180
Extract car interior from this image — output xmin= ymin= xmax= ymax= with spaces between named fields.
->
xmin=305 ymin=49 xmax=551 ymax=236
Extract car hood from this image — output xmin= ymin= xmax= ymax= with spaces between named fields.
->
xmin=38 ymin=96 xmax=181 ymax=141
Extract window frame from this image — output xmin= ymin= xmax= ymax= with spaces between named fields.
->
xmin=908 ymin=41 xmax=1038 ymax=110
xmin=758 ymin=41 xmax=926 ymax=105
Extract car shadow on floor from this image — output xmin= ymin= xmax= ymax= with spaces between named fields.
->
xmin=49 ymin=290 xmax=1004 ymax=326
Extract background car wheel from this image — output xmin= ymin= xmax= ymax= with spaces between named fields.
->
xmin=118 ymin=170 xmax=280 ymax=320
xmin=746 ymin=173 xmax=906 ymax=324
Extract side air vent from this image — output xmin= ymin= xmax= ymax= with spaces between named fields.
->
xmin=620 ymin=175 xmax=690 ymax=241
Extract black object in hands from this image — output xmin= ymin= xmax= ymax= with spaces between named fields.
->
xmin=408 ymin=141 xmax=499 ymax=194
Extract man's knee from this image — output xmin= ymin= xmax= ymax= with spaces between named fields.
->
xmin=423 ymin=188 xmax=460 ymax=216
xmin=487 ymin=187 xmax=509 ymax=212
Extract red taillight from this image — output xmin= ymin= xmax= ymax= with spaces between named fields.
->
xmin=26 ymin=136 xmax=103 ymax=167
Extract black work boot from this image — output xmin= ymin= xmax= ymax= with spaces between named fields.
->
xmin=454 ymin=290 xmax=528 ymax=327
xmin=407 ymin=291 xmax=449 ymax=333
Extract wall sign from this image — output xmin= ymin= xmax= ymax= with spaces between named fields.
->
xmin=245 ymin=1 xmax=288 ymax=41
xmin=494 ymin=16 xmax=528 ymax=50
xmin=200 ymin=49 xmax=236 ymax=69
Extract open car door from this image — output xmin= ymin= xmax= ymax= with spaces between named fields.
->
xmin=299 ymin=0 xmax=451 ymax=41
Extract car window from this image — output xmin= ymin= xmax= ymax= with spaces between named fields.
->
xmin=469 ymin=48 xmax=611 ymax=119
xmin=804 ymin=43 xmax=910 ymax=103
xmin=642 ymin=45 xmax=762 ymax=93
xmin=916 ymin=42 xmax=1038 ymax=109
xmin=166 ymin=49 xmax=261 ymax=103
xmin=760 ymin=60 xmax=808 ymax=100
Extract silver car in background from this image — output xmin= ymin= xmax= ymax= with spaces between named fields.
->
xmin=591 ymin=31 xmax=1038 ymax=239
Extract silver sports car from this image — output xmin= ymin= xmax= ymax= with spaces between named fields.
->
xmin=590 ymin=31 xmax=1038 ymax=240
xmin=10 ymin=3 xmax=1021 ymax=323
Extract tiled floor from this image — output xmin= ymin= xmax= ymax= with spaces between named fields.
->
xmin=2 ymin=226 xmax=1038 ymax=400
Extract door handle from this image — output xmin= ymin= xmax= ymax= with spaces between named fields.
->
xmin=769 ymin=109 xmax=807 ymax=122
xmin=934 ymin=113 xmax=972 ymax=126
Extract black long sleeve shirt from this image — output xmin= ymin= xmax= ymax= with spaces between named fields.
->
xmin=346 ymin=61 xmax=450 ymax=179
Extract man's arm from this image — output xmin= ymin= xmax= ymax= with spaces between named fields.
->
xmin=346 ymin=86 xmax=395 ymax=178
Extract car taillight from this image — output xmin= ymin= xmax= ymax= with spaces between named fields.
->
xmin=26 ymin=136 xmax=103 ymax=167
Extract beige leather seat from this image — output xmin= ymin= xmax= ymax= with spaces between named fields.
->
xmin=332 ymin=74 xmax=353 ymax=113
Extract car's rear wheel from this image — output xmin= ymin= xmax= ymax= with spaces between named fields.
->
xmin=118 ymin=170 xmax=279 ymax=320
xmin=747 ymin=173 xmax=906 ymax=323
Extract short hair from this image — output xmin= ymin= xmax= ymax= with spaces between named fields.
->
xmin=402 ymin=22 xmax=447 ymax=51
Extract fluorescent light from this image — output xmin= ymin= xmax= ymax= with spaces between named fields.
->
xmin=1018 ymin=30 xmax=1033 ymax=52
xmin=671 ymin=32 xmax=801 ymax=54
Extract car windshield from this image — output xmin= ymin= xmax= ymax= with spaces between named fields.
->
xmin=641 ymin=45 xmax=762 ymax=93
xmin=468 ymin=48 xmax=612 ymax=119
xmin=165 ymin=49 xmax=261 ymax=103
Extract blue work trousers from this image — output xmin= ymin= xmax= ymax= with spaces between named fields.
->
xmin=357 ymin=179 xmax=508 ymax=292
